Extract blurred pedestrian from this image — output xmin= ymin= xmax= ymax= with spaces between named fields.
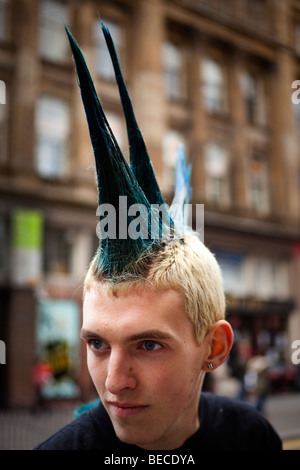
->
xmin=244 ymin=355 xmax=270 ymax=413
xmin=31 ymin=360 xmax=53 ymax=411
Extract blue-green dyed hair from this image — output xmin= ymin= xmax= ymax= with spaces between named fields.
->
xmin=65 ymin=20 xmax=192 ymax=280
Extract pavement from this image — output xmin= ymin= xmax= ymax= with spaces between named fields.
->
xmin=0 ymin=392 xmax=299 ymax=450
xmin=264 ymin=393 xmax=300 ymax=449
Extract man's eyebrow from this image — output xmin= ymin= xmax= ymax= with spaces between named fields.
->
xmin=80 ymin=328 xmax=174 ymax=342
xmin=126 ymin=330 xmax=174 ymax=342
xmin=80 ymin=329 xmax=102 ymax=340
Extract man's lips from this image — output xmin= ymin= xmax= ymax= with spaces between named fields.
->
xmin=108 ymin=402 xmax=149 ymax=418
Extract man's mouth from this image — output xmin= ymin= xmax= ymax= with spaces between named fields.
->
xmin=108 ymin=402 xmax=149 ymax=418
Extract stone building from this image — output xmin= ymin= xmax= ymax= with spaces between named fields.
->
xmin=0 ymin=0 xmax=299 ymax=407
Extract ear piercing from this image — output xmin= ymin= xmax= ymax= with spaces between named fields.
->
xmin=208 ymin=363 xmax=214 ymax=370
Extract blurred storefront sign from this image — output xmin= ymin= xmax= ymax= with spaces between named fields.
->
xmin=35 ymin=299 xmax=80 ymax=399
xmin=10 ymin=209 xmax=43 ymax=286
xmin=214 ymin=250 xmax=244 ymax=295
xmin=226 ymin=295 xmax=295 ymax=317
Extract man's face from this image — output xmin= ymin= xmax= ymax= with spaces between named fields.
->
xmin=82 ymin=285 xmax=209 ymax=450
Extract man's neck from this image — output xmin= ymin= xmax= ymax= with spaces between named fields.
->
xmin=138 ymin=400 xmax=200 ymax=451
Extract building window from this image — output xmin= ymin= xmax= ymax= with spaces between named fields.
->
xmin=35 ymin=95 xmax=70 ymax=179
xmin=162 ymin=42 xmax=186 ymax=101
xmin=44 ymin=227 xmax=95 ymax=280
xmin=0 ymin=0 xmax=10 ymax=42
xmin=247 ymin=153 xmax=269 ymax=213
xmin=162 ymin=130 xmax=186 ymax=193
xmin=240 ymin=0 xmax=268 ymax=31
xmin=201 ymin=57 xmax=227 ymax=114
xmin=241 ymin=71 xmax=267 ymax=126
xmin=39 ymin=0 xmax=69 ymax=63
xmin=204 ymin=142 xmax=230 ymax=206
xmin=197 ymin=0 xmax=233 ymax=17
xmin=94 ymin=18 xmax=122 ymax=80
xmin=44 ymin=227 xmax=75 ymax=276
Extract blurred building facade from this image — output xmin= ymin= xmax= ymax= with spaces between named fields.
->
xmin=0 ymin=0 xmax=300 ymax=407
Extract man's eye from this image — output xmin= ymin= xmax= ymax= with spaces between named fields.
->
xmin=89 ymin=339 xmax=107 ymax=351
xmin=142 ymin=340 xmax=162 ymax=351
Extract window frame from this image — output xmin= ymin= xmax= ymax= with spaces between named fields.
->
xmin=35 ymin=94 xmax=70 ymax=180
xmin=162 ymin=40 xmax=188 ymax=102
xmin=201 ymin=56 xmax=228 ymax=115
xmin=241 ymin=70 xmax=268 ymax=126
xmin=204 ymin=140 xmax=230 ymax=207
xmin=38 ymin=0 xmax=70 ymax=63
xmin=247 ymin=151 xmax=269 ymax=214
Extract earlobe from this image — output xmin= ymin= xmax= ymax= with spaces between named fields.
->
xmin=203 ymin=320 xmax=234 ymax=372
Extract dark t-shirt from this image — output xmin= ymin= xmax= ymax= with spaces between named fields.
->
xmin=34 ymin=393 xmax=282 ymax=451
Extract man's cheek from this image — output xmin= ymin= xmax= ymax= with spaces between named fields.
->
xmin=87 ymin=356 xmax=103 ymax=388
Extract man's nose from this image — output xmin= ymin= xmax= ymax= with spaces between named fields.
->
xmin=105 ymin=349 xmax=137 ymax=394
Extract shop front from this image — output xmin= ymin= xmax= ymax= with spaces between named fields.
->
xmin=226 ymin=295 xmax=297 ymax=393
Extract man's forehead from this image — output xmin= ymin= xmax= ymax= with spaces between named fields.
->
xmin=82 ymin=284 xmax=190 ymax=338
xmin=83 ymin=283 xmax=184 ymax=310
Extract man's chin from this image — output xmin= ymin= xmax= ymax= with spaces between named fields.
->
xmin=113 ymin=424 xmax=159 ymax=449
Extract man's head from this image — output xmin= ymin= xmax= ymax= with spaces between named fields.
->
xmin=67 ymin=22 xmax=233 ymax=449
xmin=84 ymin=232 xmax=227 ymax=345
xmin=81 ymin=233 xmax=233 ymax=449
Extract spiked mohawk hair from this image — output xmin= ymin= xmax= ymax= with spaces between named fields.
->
xmin=65 ymin=20 xmax=192 ymax=281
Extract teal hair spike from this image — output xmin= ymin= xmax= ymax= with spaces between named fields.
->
xmin=100 ymin=19 xmax=169 ymax=210
xmin=65 ymin=25 xmax=175 ymax=278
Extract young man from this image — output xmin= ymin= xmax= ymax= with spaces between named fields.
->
xmin=35 ymin=22 xmax=281 ymax=451
xmin=35 ymin=234 xmax=281 ymax=451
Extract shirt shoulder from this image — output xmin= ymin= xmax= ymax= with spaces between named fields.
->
xmin=198 ymin=393 xmax=282 ymax=450
xmin=34 ymin=403 xmax=112 ymax=450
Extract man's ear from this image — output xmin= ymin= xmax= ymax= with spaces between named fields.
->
xmin=203 ymin=320 xmax=234 ymax=372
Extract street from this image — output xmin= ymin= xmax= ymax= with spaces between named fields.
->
xmin=265 ymin=393 xmax=300 ymax=449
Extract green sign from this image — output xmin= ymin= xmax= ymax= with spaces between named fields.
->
xmin=12 ymin=209 xmax=43 ymax=249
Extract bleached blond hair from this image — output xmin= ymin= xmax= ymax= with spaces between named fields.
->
xmin=83 ymin=232 xmax=225 ymax=344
